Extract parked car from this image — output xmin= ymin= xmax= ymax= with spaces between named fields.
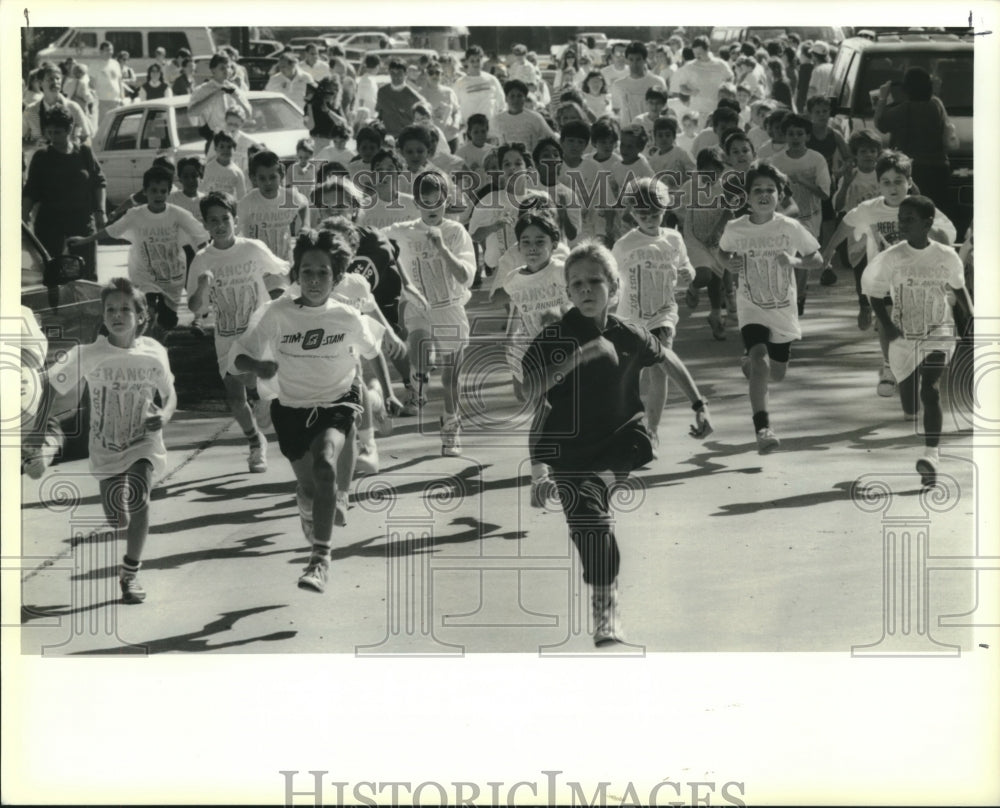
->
xmin=366 ymin=48 xmax=441 ymax=67
xmin=247 ymin=39 xmax=284 ymax=58
xmin=91 ymin=91 xmax=308 ymax=205
xmin=36 ymin=27 xmax=217 ymax=74
xmin=286 ymin=36 xmax=341 ymax=55
xmin=709 ymin=26 xmax=848 ymax=53
xmin=326 ymin=31 xmax=401 ymax=51
xmin=827 ymin=32 xmax=973 ymax=239
xmin=21 ymin=224 xmax=104 ymax=459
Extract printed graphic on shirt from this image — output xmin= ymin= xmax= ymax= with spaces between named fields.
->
xmin=91 ymin=364 xmax=165 ymax=453
xmin=727 ymin=230 xmax=797 ymax=309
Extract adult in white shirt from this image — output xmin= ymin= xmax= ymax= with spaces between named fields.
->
xmin=807 ymin=41 xmax=834 ymax=100
xmin=672 ymin=35 xmax=734 ymax=123
xmin=91 ymin=41 xmax=125 ymax=122
xmin=300 ymin=44 xmax=332 ymax=82
xmin=601 ymin=43 xmax=630 ymax=88
xmin=355 ymin=53 xmax=382 ymax=113
xmin=452 ymin=44 xmax=505 ymax=122
xmin=508 ymin=44 xmax=541 ymax=86
xmin=265 ymin=52 xmax=313 ymax=110
xmin=189 ymin=54 xmax=253 ymax=148
xmin=611 ymin=41 xmax=667 ymax=126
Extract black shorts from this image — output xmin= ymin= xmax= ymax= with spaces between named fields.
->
xmin=271 ymin=378 xmax=363 ymax=462
xmin=741 ymin=324 xmax=792 ymax=363
xmin=145 ymin=293 xmax=179 ymax=329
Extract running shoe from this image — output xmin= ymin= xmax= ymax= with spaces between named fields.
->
xmin=756 ymin=427 xmax=780 ymax=454
xmin=877 ymin=365 xmax=896 ymax=397
xmin=857 ymin=305 xmax=873 ymax=331
xmin=916 ymin=456 xmax=938 ymax=488
xmin=592 ymin=584 xmax=625 ymax=646
xmin=530 ymin=476 xmax=557 ymax=509
xmin=248 ymin=433 xmax=267 ymax=473
xmin=355 ymin=440 xmax=380 ymax=476
xmin=708 ymin=310 xmax=726 ymax=341
xmin=298 ymin=558 xmax=329 ymax=593
xmin=400 ymin=384 xmax=425 ymax=417
xmin=368 ymin=386 xmax=393 ymax=437
xmin=441 ymin=415 xmax=462 ymax=457
xmin=819 ymin=268 xmax=838 ymax=286
xmin=119 ymin=573 xmax=147 ymax=604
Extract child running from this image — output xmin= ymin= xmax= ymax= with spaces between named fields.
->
xmin=719 ymin=161 xmax=823 ymax=453
xmin=860 ymin=196 xmax=973 ymax=486
xmin=187 ymin=191 xmax=289 ymax=472
xmin=45 ymin=278 xmax=176 ymax=604
xmin=612 ymin=177 xmax=695 ymax=455
xmin=231 ymin=229 xmax=384 ymax=593
xmin=237 ymin=149 xmax=309 ymax=262
xmin=521 ymin=241 xmax=711 ymax=645
xmin=383 ymin=171 xmax=476 ymax=456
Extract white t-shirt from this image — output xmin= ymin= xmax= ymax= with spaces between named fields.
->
xmin=601 ymin=64 xmax=630 ymax=87
xmin=456 ymin=142 xmax=494 ymax=189
xmin=756 ymin=140 xmax=786 ymax=161
xmin=359 ymin=193 xmax=419 ymax=232
xmin=265 ymin=69 xmax=312 ymax=109
xmin=105 ymin=205 xmax=208 ymax=306
xmin=468 ymin=187 xmax=534 ymax=268
xmin=48 ymin=336 xmax=174 ymax=478
xmin=493 ymin=109 xmax=555 ymax=154
xmin=167 ymin=189 xmax=204 ymax=222
xmin=844 ymin=197 xmax=956 ymax=264
xmin=237 ymin=188 xmax=309 ymax=262
xmin=203 ymin=159 xmax=248 ymax=200
xmin=648 ymin=146 xmax=695 ymax=183
xmin=612 ymin=227 xmax=695 ymax=331
xmin=611 ymin=73 xmax=667 ymax=126
xmin=382 ymin=219 xmax=476 ymax=309
xmin=300 ymin=59 xmax=331 ymax=83
xmin=453 ymin=72 xmax=506 ymax=121
xmin=719 ymin=213 xmax=820 ymax=342
xmin=836 ymin=169 xmax=880 ymax=265
xmin=230 ymin=295 xmax=382 ymax=406
xmin=673 ymin=58 xmax=734 ymax=119
xmin=564 ymin=155 xmax=622 ymax=241
xmin=283 ymin=273 xmax=377 ymax=316
xmin=501 ymin=257 xmax=571 ymax=339
xmin=770 ymin=149 xmax=831 ymax=237
xmin=187 ymin=237 xmax=289 ymax=372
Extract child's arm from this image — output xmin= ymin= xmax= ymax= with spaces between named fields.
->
xmin=426 ymin=227 xmax=475 ymax=286
xmin=188 ymin=270 xmax=213 ymax=315
xmin=365 ymin=306 xmax=407 ymax=360
xmin=820 ymin=218 xmax=853 ymax=266
xmin=950 ymin=285 xmax=974 ymax=322
xmin=869 ymin=297 xmax=900 ymax=341
xmin=778 ymin=249 xmax=823 ymax=273
xmin=657 ymin=347 xmax=713 ymax=438
xmin=234 ymin=353 xmax=278 ymax=379
xmin=832 ymin=168 xmax=855 ymax=212
xmin=66 ymin=228 xmax=110 ymax=248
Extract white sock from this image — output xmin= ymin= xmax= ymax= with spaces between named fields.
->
xmin=924 ymin=447 xmax=940 ymax=461
xmin=358 ymin=426 xmax=375 ymax=451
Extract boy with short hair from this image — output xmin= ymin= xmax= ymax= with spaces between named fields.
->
xmin=286 ymin=137 xmax=319 ymax=199
xmin=675 ymin=111 xmax=699 ymax=156
xmin=204 ymin=130 xmax=249 ymax=199
xmin=456 ymin=114 xmax=493 ymax=189
xmin=719 ymin=161 xmax=823 ymax=452
xmin=573 ymin=117 xmax=622 ymax=247
xmin=648 ymin=117 xmax=695 ymax=184
xmin=314 ymin=122 xmax=354 ymax=170
xmin=756 ymin=108 xmax=789 ymax=161
xmin=188 ymin=191 xmax=289 ymax=472
xmin=493 ymin=79 xmax=556 ymax=153
xmin=821 ymin=150 xmax=956 ymax=396
xmin=860 ymin=196 xmax=973 ymax=486
xmin=522 ymin=241 xmax=711 ymax=645
xmin=237 ymin=149 xmax=310 ymax=262
xmin=347 ymin=125 xmax=385 ymax=180
xmin=631 ymin=86 xmax=669 ymax=140
xmin=68 ymin=166 xmax=209 ymax=340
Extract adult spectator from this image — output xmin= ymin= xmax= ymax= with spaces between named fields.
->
xmin=782 ymin=46 xmax=800 ymax=106
xmin=189 ymin=53 xmax=252 ymax=150
xmin=150 ymin=47 xmax=171 ymax=82
xmin=327 ymin=44 xmax=358 ymax=113
xmin=453 ymin=45 xmax=506 ymax=122
xmin=265 ymin=52 xmax=313 ymax=109
xmin=165 ymin=48 xmax=191 ymax=86
xmin=795 ymin=43 xmax=815 ymax=112
xmin=376 ymin=58 xmax=426 ymax=137
xmin=91 ymin=41 xmax=125 ymax=122
xmin=139 ymin=62 xmax=173 ymax=101
xmin=806 ymin=41 xmax=833 ymax=100
xmin=222 ymin=46 xmax=250 ymax=90
xmin=355 ymin=53 xmax=381 ymax=113
xmin=307 ymin=75 xmax=350 ymax=150
xmin=874 ymin=66 xmax=955 ymax=213
xmin=611 ymin=41 xmax=667 ymax=126
xmin=601 ymin=42 xmax=630 ymax=87
xmin=23 ymin=64 xmax=92 ymax=150
xmin=22 ymin=105 xmax=106 ymax=281
xmin=421 ymin=61 xmax=462 ymax=152
xmin=118 ymin=51 xmax=139 ymax=99
xmin=507 ymin=44 xmax=541 ymax=86
xmin=172 ymin=58 xmax=198 ymax=96
xmin=300 ymin=43 xmax=331 ymax=82
xmin=673 ymin=36 xmax=734 ymax=123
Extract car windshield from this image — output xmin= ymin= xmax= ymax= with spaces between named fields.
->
xmin=857 ymin=50 xmax=973 ymax=116
xmin=175 ymin=97 xmax=304 ymax=144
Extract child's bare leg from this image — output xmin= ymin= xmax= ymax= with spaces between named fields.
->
xmin=407 ymin=326 xmax=432 ymax=398
xmin=747 ymin=343 xmax=771 ymax=415
xmin=644 ymin=328 xmax=673 ymax=433
xmin=441 ymin=345 xmax=463 ymax=417
xmin=122 ymin=460 xmax=153 ymax=563
xmin=224 ymin=373 xmax=257 ymax=435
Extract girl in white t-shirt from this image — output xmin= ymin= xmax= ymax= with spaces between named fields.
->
xmin=719 ymin=162 xmax=822 ymax=454
xmin=232 ymin=229 xmax=384 ymax=594
xmin=45 ymin=278 xmax=177 ymax=605
xmin=501 ymin=211 xmax=572 ymax=505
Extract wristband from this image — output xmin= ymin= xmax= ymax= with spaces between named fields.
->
xmin=691 ymin=398 xmax=706 ymax=412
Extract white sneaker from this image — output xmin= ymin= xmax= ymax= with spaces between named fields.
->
xmin=441 ymin=415 xmax=462 ymax=457
xmin=877 ymin=365 xmax=896 ymax=397
xmin=248 ymin=434 xmax=267 ymax=473
xmin=756 ymin=427 xmax=780 ymax=454
xmin=592 ymin=583 xmax=625 ymax=646
xmin=355 ymin=440 xmax=380 ymax=476
xmin=297 ymin=557 xmax=329 ymax=593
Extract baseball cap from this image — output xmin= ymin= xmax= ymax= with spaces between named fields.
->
xmin=810 ymin=42 xmax=829 ymax=56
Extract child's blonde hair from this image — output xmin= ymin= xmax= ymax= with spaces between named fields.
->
xmin=100 ymin=277 xmax=149 ymax=336
xmin=564 ymin=240 xmax=620 ymax=288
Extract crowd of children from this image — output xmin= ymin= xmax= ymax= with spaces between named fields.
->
xmin=21 ymin=31 xmax=973 ymax=647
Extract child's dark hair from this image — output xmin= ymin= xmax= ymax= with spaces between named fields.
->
xmin=711 ymin=106 xmax=741 ymax=131
xmin=142 ymin=165 xmax=174 ymax=190
xmin=625 ymin=40 xmax=648 ymax=59
xmin=848 ymin=129 xmax=883 ymax=155
xmin=290 ymin=229 xmax=352 ymax=285
xmin=328 ymin=120 xmax=351 ymax=141
xmin=875 ymin=149 xmax=913 ymax=180
xmin=466 ymin=113 xmax=489 ymax=133
xmin=40 ymin=105 xmax=74 ymax=131
xmin=560 ymin=120 xmax=592 ymax=142
xmin=413 ymin=169 xmax=452 ymax=202
xmin=764 ymin=108 xmax=790 ymax=131
xmin=624 ymin=176 xmax=671 ymax=210
xmin=151 ymin=154 xmax=177 ymax=174
xmin=582 ymin=69 xmax=606 ymax=94
xmin=780 ymin=113 xmax=812 ymax=134
xmin=653 ymin=116 xmax=679 ymax=136
xmin=208 ymin=53 xmax=231 ymax=70
xmin=531 ymin=136 xmax=563 ymax=165
xmin=644 ymin=86 xmax=668 ymax=103
xmin=101 ymin=277 xmax=149 ymax=335
xmin=898 ymin=194 xmax=935 ymax=221
xmin=295 ymin=137 xmax=316 ymax=155
xmin=620 ymin=123 xmax=648 ymax=150
xmin=177 ymin=155 xmax=205 ymax=177
xmin=355 ymin=125 xmax=384 ymax=148
xmin=744 ymin=160 xmax=790 ymax=197
xmin=249 ymin=149 xmax=283 ymax=176
xmin=722 ymin=129 xmax=753 ymax=154
xmin=715 ymin=97 xmax=741 ymax=114
xmin=370 ymin=148 xmax=404 ymax=171
xmin=805 ymin=95 xmax=832 ymax=112
xmin=514 ymin=209 xmax=561 ymax=243
xmin=396 ymin=123 xmax=434 ymax=151
xmin=312 ymin=174 xmax=366 ymax=212
xmin=199 ymin=190 xmax=237 ymax=220
xmin=503 ymin=78 xmax=529 ymax=97
xmin=497 ymin=142 xmax=533 ymax=169
xmin=590 ymin=117 xmax=620 ymax=143
xmin=212 ymin=130 xmax=237 ymax=149
xmin=696 ymin=146 xmax=726 ymax=172
xmin=317 ymin=214 xmax=362 ymax=252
